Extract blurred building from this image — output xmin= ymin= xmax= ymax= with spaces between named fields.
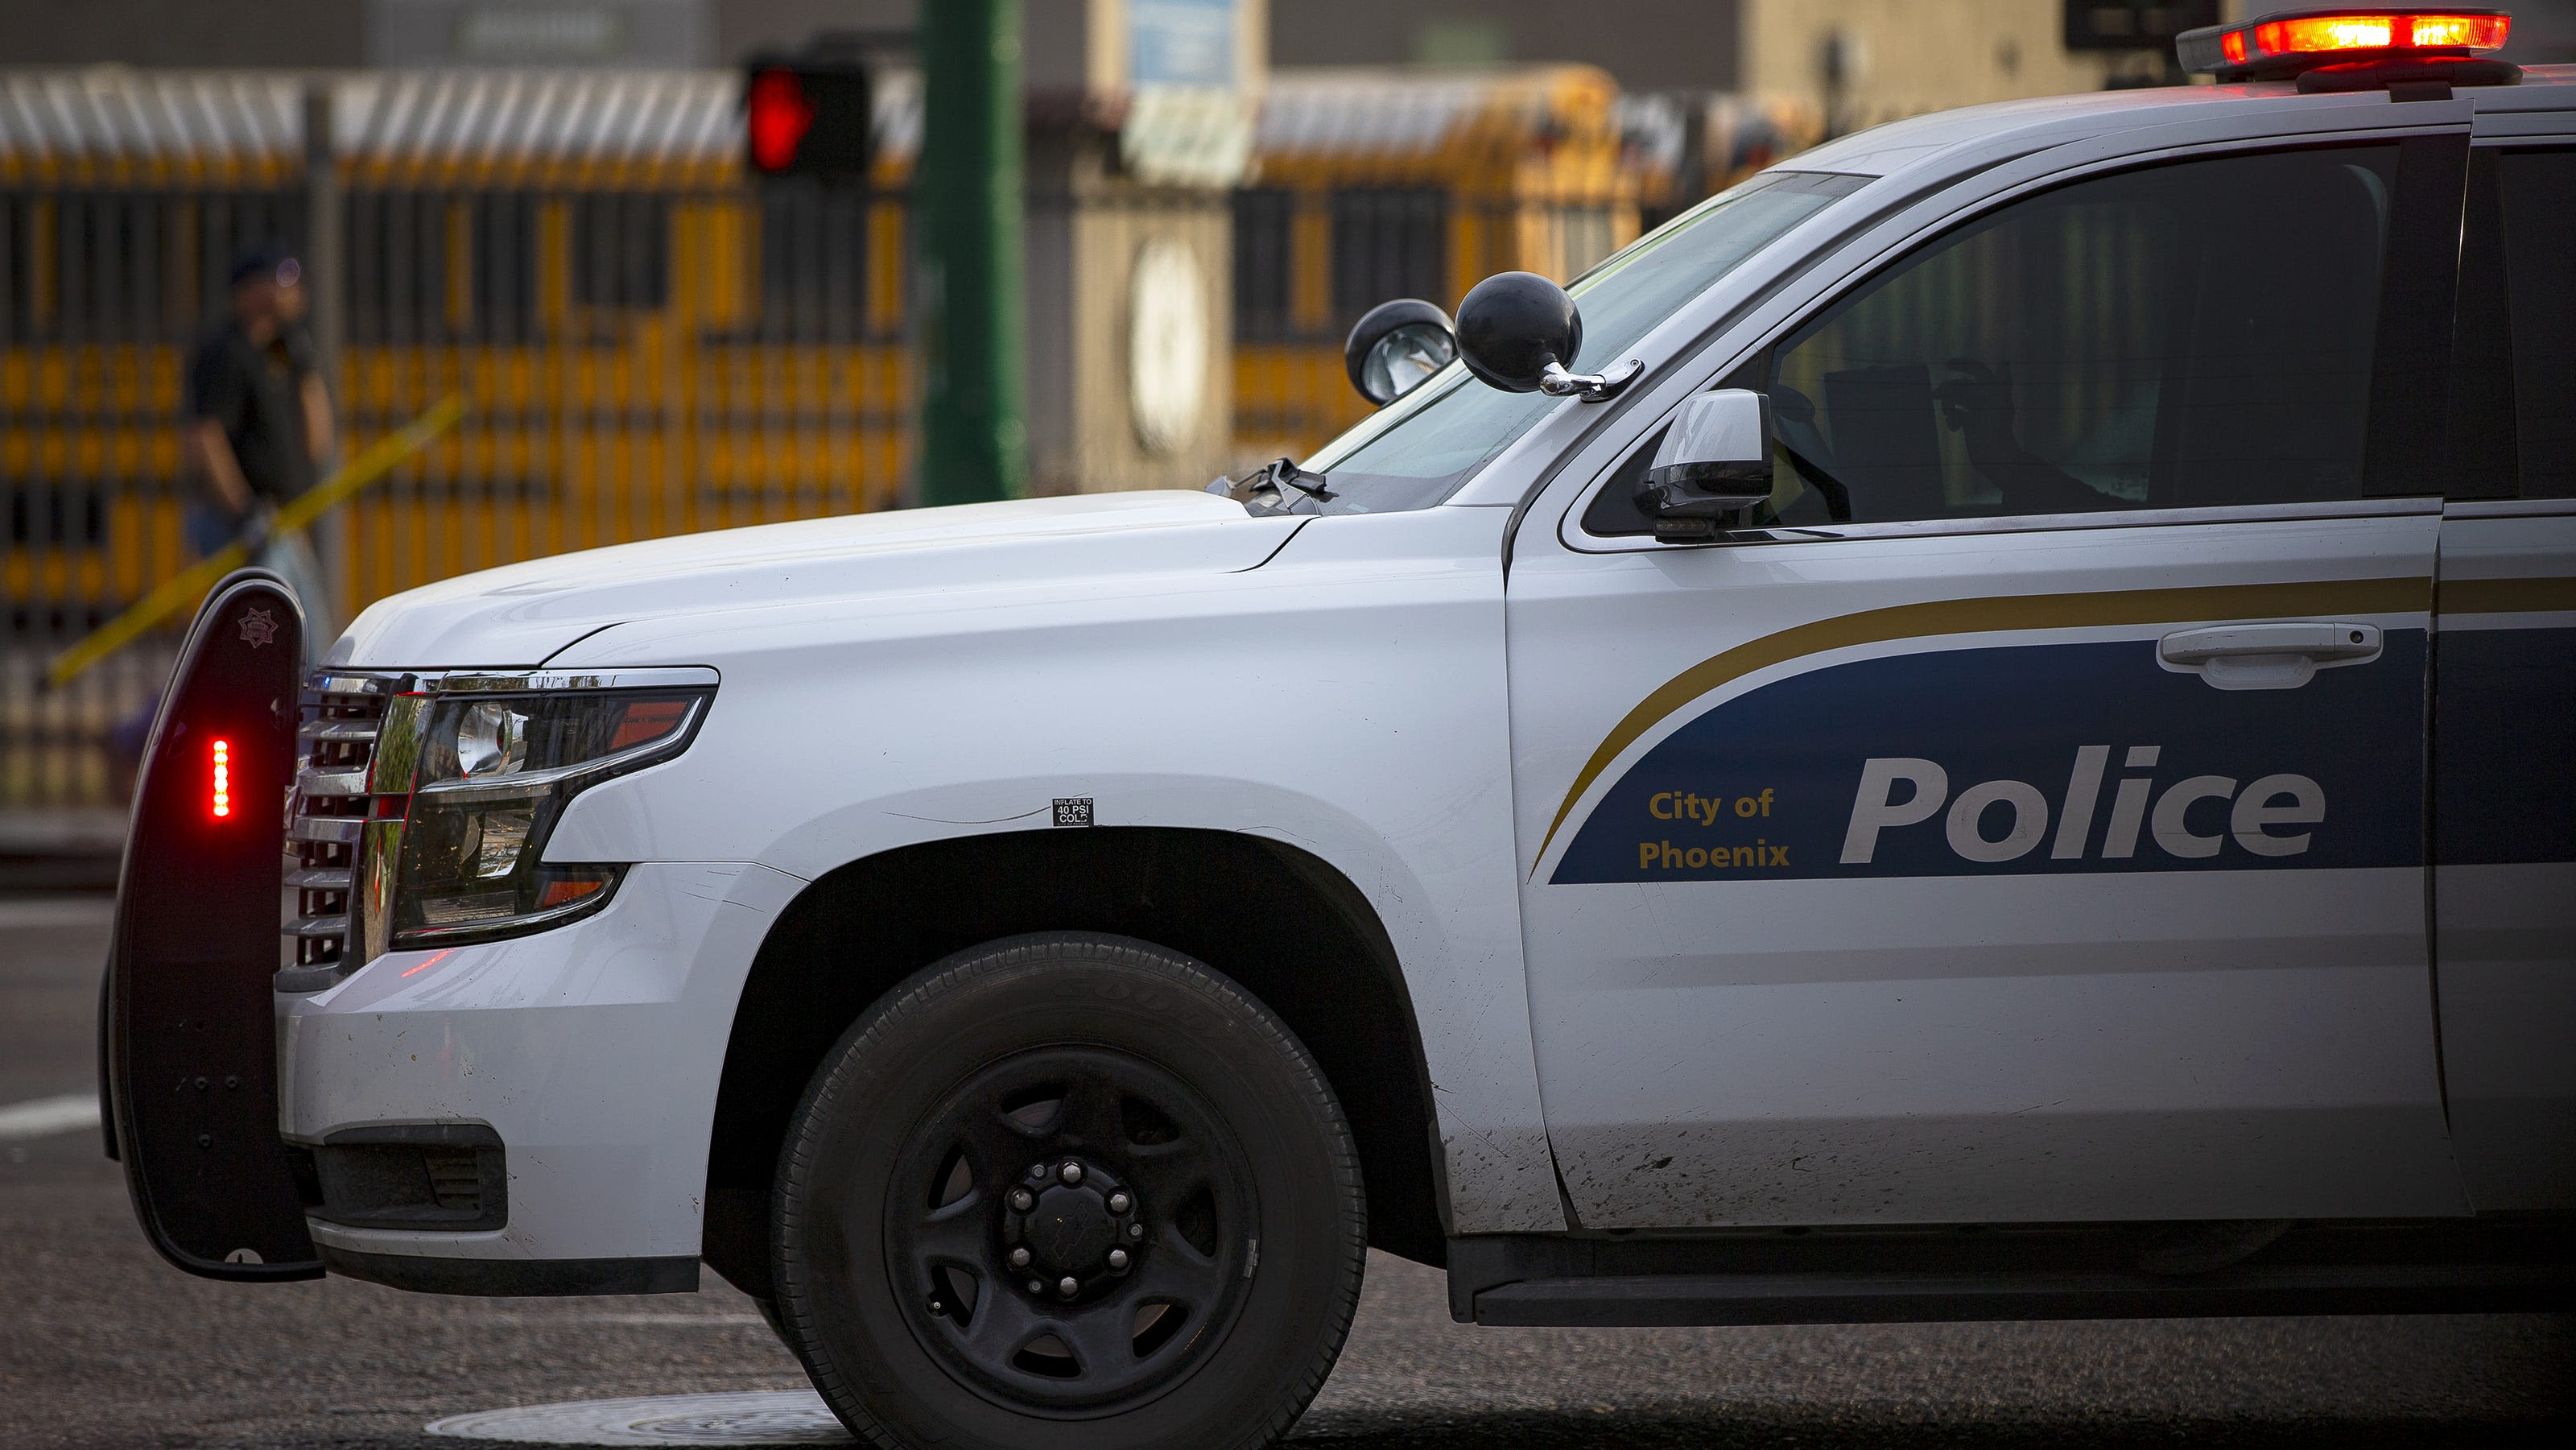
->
xmin=1269 ymin=0 xmax=2576 ymax=105
xmin=0 ymin=0 xmax=903 ymax=69
xmin=5 ymin=0 xmax=2574 ymax=76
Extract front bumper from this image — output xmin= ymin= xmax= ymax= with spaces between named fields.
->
xmin=278 ymin=859 xmax=803 ymax=1287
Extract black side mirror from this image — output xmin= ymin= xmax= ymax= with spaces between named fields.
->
xmin=1454 ymin=271 xmax=1642 ymax=402
xmin=1344 ymin=300 xmax=1458 ymax=407
xmin=1637 ymin=389 xmax=1774 ymax=542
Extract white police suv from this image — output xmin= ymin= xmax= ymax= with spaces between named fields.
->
xmin=105 ymin=11 xmax=2573 ymax=1448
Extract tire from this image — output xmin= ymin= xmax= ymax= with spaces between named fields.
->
xmin=772 ymin=932 xmax=1367 ymax=1450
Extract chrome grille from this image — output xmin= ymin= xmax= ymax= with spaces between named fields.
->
xmin=285 ymin=675 xmax=393 ymax=972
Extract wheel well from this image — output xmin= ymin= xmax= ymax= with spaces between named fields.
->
xmin=701 ymin=827 xmax=1449 ymax=1303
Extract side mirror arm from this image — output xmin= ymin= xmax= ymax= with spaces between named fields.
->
xmin=1538 ymin=357 xmax=1645 ymax=403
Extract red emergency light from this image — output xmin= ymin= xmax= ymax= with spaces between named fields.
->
xmin=2178 ymin=7 xmax=2516 ymax=84
xmin=210 ymin=737 xmax=231 ymax=819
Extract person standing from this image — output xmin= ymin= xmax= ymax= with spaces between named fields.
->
xmin=270 ymin=251 xmax=337 ymax=518
xmin=184 ymin=244 xmax=339 ymax=650
xmin=109 ymin=246 xmax=343 ymax=792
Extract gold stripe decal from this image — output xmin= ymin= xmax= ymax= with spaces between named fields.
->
xmin=2438 ymin=576 xmax=2576 ymax=616
xmin=1527 ymin=576 xmax=2433 ymax=878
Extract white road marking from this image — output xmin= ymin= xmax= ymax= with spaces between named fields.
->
xmin=427 ymin=1391 xmax=848 ymax=1445
xmin=473 ymin=1313 xmax=770 ymax=1327
xmin=0 ymin=896 xmax=115 ymax=930
xmin=0 ymin=1093 xmax=101 ymax=1141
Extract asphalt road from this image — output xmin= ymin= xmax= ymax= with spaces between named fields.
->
xmin=5 ymin=894 xmax=2570 ymax=1450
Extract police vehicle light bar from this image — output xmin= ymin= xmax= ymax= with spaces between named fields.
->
xmin=2178 ymin=7 xmax=2511 ymax=81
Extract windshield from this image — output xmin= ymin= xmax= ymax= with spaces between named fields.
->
xmin=1292 ymin=169 xmax=1868 ymax=514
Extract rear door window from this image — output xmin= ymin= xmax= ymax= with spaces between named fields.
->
xmin=2504 ymin=151 xmax=2576 ymax=497
xmin=2449 ymin=147 xmax=2576 ymax=499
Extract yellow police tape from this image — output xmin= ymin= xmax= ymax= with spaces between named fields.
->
xmin=45 ymin=394 xmax=469 ymax=689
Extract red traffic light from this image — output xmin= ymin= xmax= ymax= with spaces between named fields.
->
xmin=748 ymin=68 xmax=815 ymax=173
xmin=742 ymin=60 xmax=873 ymax=180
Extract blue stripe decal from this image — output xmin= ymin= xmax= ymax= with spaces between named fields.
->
xmin=1550 ymin=631 xmax=2426 ymax=884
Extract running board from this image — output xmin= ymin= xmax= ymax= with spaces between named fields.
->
xmin=1467 ymin=1262 xmax=2572 ymax=1327
xmin=1448 ymin=1222 xmax=2576 ymax=1327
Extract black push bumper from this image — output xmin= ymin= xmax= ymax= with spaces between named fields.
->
xmin=100 ymin=570 xmax=321 ymax=1280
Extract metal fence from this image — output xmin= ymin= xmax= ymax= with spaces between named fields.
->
xmin=0 ymin=70 xmax=913 ymax=812
xmin=323 ymin=179 xmax=911 ymax=606
xmin=3 ymin=184 xmax=310 ymax=814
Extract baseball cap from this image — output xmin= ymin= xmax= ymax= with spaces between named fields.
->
xmin=229 ymin=244 xmax=302 ymax=288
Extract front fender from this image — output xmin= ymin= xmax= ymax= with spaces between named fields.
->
xmin=542 ymin=506 xmax=1566 ymax=1233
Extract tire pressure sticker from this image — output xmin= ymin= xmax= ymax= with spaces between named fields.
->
xmin=1549 ymin=632 xmax=2424 ymax=883
xmin=1053 ymin=797 xmax=1095 ymax=828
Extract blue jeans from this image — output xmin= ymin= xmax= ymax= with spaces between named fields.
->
xmin=184 ymin=500 xmax=339 ymax=663
xmin=184 ymin=501 xmax=239 ymax=560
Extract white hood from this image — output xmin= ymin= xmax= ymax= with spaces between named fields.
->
xmin=328 ymin=491 xmax=1296 ymax=668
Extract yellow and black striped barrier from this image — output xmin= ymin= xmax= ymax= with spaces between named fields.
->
xmin=45 ymin=395 xmax=465 ymax=688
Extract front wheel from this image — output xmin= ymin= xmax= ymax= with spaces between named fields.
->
xmin=771 ymin=933 xmax=1366 ymax=1450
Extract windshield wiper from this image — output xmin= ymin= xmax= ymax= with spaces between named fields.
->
xmin=1208 ymin=456 xmax=1335 ymax=514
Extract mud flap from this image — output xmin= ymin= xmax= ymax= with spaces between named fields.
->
xmin=104 ymin=569 xmax=323 ymax=1280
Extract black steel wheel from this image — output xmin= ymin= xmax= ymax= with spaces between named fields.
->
xmin=772 ymin=933 xmax=1365 ymax=1450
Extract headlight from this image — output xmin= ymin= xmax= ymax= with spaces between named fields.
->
xmin=454 ymin=699 xmax=528 ymax=778
xmin=380 ymin=686 xmax=710 ymax=948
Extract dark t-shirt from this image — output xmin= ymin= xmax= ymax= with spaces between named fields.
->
xmin=186 ymin=319 xmax=315 ymax=506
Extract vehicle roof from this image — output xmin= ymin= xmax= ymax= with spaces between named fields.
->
xmin=1789 ymin=64 xmax=2576 ymax=179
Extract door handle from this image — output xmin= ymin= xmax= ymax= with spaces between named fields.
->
xmin=2157 ymin=621 xmax=2381 ymax=691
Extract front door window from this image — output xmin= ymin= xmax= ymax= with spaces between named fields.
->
xmin=1761 ymin=147 xmax=2398 ymax=527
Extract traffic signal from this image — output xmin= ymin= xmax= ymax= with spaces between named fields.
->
xmin=743 ymin=57 xmax=872 ymax=180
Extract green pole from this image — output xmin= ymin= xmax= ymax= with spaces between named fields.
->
xmin=916 ymin=0 xmax=1026 ymax=505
